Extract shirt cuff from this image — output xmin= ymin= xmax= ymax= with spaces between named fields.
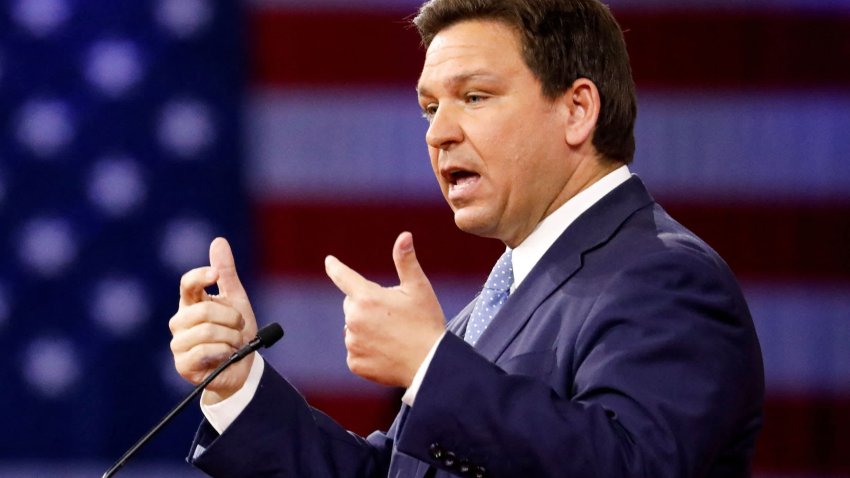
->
xmin=200 ymin=353 xmax=265 ymax=435
xmin=401 ymin=331 xmax=446 ymax=407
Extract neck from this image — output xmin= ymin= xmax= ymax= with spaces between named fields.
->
xmin=504 ymin=155 xmax=622 ymax=248
xmin=559 ymin=156 xmax=622 ymax=206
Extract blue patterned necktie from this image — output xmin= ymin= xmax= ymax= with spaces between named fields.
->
xmin=465 ymin=249 xmax=514 ymax=346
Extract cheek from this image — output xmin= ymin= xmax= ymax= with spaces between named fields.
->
xmin=492 ymin=136 xmax=551 ymax=203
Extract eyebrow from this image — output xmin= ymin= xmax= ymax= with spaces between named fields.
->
xmin=416 ymin=71 xmax=501 ymax=98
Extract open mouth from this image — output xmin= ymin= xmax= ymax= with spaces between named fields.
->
xmin=449 ymin=169 xmax=478 ymax=186
xmin=443 ymin=167 xmax=479 ymax=186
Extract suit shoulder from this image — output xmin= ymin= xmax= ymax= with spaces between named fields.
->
xmin=616 ymin=203 xmax=735 ymax=280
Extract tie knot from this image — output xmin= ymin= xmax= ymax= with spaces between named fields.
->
xmin=484 ymin=249 xmax=513 ymax=294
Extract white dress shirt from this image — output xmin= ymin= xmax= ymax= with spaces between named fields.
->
xmin=203 ymin=166 xmax=632 ymax=431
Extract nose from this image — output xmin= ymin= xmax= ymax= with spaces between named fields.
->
xmin=425 ymin=105 xmax=463 ymax=150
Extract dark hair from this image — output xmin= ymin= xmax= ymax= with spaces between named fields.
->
xmin=413 ymin=0 xmax=636 ymax=163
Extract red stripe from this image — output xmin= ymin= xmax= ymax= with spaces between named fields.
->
xmin=304 ymin=390 xmax=402 ymax=437
xmin=249 ymin=9 xmax=424 ymax=87
xmin=754 ymin=395 xmax=850 ymax=474
xmin=253 ymin=200 xmax=850 ymax=281
xmin=253 ymin=200 xmax=504 ymax=279
xmin=620 ymin=10 xmax=850 ymax=89
xmin=665 ymin=200 xmax=850 ymax=282
xmin=248 ymin=9 xmax=850 ymax=89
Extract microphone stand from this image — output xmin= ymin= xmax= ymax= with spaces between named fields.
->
xmin=102 ymin=323 xmax=283 ymax=478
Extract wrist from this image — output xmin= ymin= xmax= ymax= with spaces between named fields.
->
xmin=200 ymin=354 xmax=255 ymax=405
xmin=407 ymin=328 xmax=444 ymax=384
xmin=402 ymin=331 xmax=445 ymax=405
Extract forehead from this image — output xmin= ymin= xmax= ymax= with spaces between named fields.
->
xmin=417 ymin=19 xmax=526 ymax=92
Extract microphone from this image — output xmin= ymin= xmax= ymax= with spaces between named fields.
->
xmin=102 ymin=323 xmax=284 ymax=478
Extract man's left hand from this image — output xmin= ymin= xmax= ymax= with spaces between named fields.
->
xmin=325 ymin=232 xmax=446 ymax=388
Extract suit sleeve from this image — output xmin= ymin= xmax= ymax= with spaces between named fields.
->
xmin=190 ymin=362 xmax=395 ymax=477
xmin=394 ymin=249 xmax=764 ymax=477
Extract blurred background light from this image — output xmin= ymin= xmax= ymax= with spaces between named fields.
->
xmin=22 ymin=336 xmax=81 ymax=399
xmin=87 ymin=155 xmax=147 ymax=218
xmin=17 ymin=217 xmax=77 ymax=277
xmin=155 ymin=0 xmax=213 ymax=39
xmin=90 ymin=277 xmax=151 ymax=337
xmin=11 ymin=0 xmax=71 ymax=38
xmin=85 ymin=39 xmax=145 ymax=98
xmin=15 ymin=99 xmax=75 ymax=158
xmin=159 ymin=217 xmax=215 ymax=273
xmin=157 ymin=99 xmax=216 ymax=159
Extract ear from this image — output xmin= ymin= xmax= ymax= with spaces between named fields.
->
xmin=563 ymin=78 xmax=600 ymax=147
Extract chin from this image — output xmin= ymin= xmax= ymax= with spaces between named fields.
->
xmin=452 ymin=209 xmax=500 ymax=240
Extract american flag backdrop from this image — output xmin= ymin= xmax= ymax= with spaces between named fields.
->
xmin=0 ymin=0 xmax=848 ymax=476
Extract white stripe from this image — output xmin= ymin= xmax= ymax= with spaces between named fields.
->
xmin=256 ymin=275 xmax=850 ymax=393
xmin=245 ymin=88 xmax=440 ymax=202
xmin=747 ymin=282 xmax=850 ymax=395
xmin=256 ymin=275 xmax=479 ymax=393
xmin=634 ymin=91 xmax=850 ymax=201
xmin=246 ymin=89 xmax=850 ymax=201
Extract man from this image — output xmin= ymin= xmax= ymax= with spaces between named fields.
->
xmin=169 ymin=0 xmax=764 ymax=476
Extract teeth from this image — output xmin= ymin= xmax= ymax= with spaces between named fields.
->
xmin=449 ymin=174 xmax=478 ymax=192
xmin=448 ymin=170 xmax=472 ymax=184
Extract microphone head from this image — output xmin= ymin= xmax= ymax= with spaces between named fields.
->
xmin=256 ymin=323 xmax=284 ymax=349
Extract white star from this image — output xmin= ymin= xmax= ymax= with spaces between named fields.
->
xmin=88 ymin=155 xmax=147 ymax=217
xmin=91 ymin=277 xmax=150 ymax=337
xmin=15 ymin=98 xmax=75 ymax=158
xmin=159 ymin=217 xmax=214 ymax=272
xmin=23 ymin=337 xmax=80 ymax=398
xmin=17 ymin=217 xmax=77 ymax=277
xmin=157 ymin=98 xmax=216 ymax=158
xmin=155 ymin=0 xmax=213 ymax=39
xmin=85 ymin=39 xmax=144 ymax=98
xmin=12 ymin=0 xmax=70 ymax=38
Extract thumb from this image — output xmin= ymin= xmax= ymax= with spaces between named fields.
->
xmin=392 ymin=232 xmax=430 ymax=290
xmin=209 ymin=237 xmax=246 ymax=298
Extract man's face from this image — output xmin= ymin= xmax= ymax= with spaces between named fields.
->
xmin=417 ymin=20 xmax=576 ymax=247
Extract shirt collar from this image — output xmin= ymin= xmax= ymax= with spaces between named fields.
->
xmin=509 ymin=165 xmax=632 ymax=292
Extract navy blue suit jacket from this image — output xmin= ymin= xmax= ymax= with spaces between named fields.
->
xmin=190 ymin=176 xmax=764 ymax=477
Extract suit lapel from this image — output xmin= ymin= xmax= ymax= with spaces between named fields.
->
xmin=473 ymin=176 xmax=655 ymax=362
xmin=445 ymin=297 xmax=478 ymax=337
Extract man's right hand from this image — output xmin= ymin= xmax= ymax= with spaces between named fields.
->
xmin=169 ymin=237 xmax=258 ymax=405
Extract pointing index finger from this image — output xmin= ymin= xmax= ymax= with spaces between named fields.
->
xmin=325 ymin=255 xmax=373 ymax=297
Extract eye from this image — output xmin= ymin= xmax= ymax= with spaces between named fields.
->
xmin=465 ymin=93 xmax=488 ymax=105
xmin=421 ymin=103 xmax=438 ymax=121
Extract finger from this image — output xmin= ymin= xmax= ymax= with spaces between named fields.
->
xmin=209 ymin=237 xmax=246 ymax=299
xmin=180 ymin=267 xmax=218 ymax=307
xmin=174 ymin=343 xmax=236 ymax=382
xmin=392 ymin=232 xmax=430 ymax=290
xmin=325 ymin=255 xmax=373 ymax=296
xmin=169 ymin=301 xmax=245 ymax=334
xmin=170 ymin=321 xmax=244 ymax=354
